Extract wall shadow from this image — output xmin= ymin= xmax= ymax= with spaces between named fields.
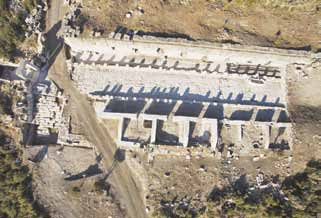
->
xmin=92 ymin=84 xmax=284 ymax=107
xmin=113 ymin=25 xmax=195 ymax=41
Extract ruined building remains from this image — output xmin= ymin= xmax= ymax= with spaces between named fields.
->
xmin=65 ymin=37 xmax=314 ymax=156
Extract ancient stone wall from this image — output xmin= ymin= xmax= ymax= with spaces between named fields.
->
xmin=65 ymin=37 xmax=313 ymax=67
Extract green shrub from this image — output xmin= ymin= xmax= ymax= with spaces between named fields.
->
xmin=0 ymin=90 xmax=13 ymax=115
xmin=23 ymin=0 xmax=38 ymax=12
xmin=0 ymin=131 xmax=39 ymax=218
xmin=0 ymin=0 xmax=37 ymax=60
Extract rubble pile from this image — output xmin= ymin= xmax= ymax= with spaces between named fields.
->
xmin=57 ymin=116 xmax=93 ymax=148
xmin=12 ymin=82 xmax=29 ymax=123
xmin=8 ymin=0 xmax=24 ymax=12
xmin=63 ymin=2 xmax=82 ymax=37
xmin=0 ymin=80 xmax=28 ymax=125
xmin=179 ymin=0 xmax=192 ymax=6
xmin=30 ymin=77 xmax=91 ymax=147
xmin=125 ymin=7 xmax=144 ymax=19
xmin=24 ymin=1 xmax=48 ymax=37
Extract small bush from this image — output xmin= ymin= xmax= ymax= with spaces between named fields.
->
xmin=72 ymin=186 xmax=81 ymax=193
xmin=94 ymin=179 xmax=110 ymax=194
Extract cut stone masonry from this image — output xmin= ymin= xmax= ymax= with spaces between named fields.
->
xmin=33 ymin=82 xmax=66 ymax=136
xmin=65 ymin=37 xmax=315 ymax=156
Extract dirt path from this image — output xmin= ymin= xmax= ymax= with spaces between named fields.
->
xmin=44 ymin=1 xmax=147 ymax=217
xmin=46 ymin=0 xmax=62 ymax=32
xmin=49 ymin=53 xmax=147 ymax=218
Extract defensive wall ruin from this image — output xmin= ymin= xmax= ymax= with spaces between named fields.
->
xmin=64 ymin=36 xmax=314 ymax=156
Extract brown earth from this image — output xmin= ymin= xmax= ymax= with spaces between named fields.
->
xmin=82 ymin=0 xmax=321 ymax=50
xmin=287 ymin=61 xmax=321 ymax=172
xmin=30 ymin=146 xmax=125 ymax=218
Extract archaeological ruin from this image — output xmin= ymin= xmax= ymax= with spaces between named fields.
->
xmin=64 ymin=36 xmax=314 ymax=156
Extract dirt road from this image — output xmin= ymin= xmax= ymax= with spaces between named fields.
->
xmin=49 ymin=56 xmax=147 ymax=218
xmin=45 ymin=1 xmax=147 ymax=218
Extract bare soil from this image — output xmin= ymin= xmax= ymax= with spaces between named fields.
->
xmin=30 ymin=146 xmax=125 ymax=218
xmin=287 ymin=61 xmax=321 ymax=172
xmin=82 ymin=0 xmax=321 ymax=51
